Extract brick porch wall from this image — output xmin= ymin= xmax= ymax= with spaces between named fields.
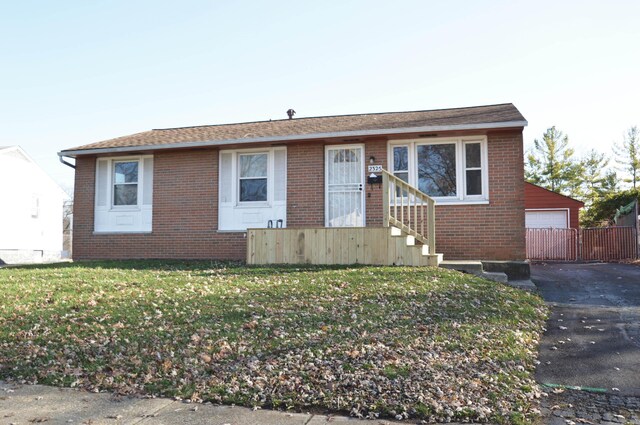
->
xmin=73 ymin=130 xmax=524 ymax=261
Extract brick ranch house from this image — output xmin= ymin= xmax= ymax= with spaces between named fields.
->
xmin=59 ymin=103 xmax=528 ymax=264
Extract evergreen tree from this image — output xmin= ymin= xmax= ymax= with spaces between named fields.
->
xmin=601 ymin=169 xmax=620 ymax=194
xmin=614 ymin=126 xmax=640 ymax=188
xmin=525 ymin=126 xmax=583 ymax=197
xmin=581 ymin=187 xmax=639 ymax=227
xmin=579 ymin=149 xmax=615 ymax=205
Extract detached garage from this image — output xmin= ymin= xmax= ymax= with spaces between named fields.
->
xmin=524 ymin=182 xmax=583 ymax=229
xmin=524 ymin=182 xmax=584 ymax=261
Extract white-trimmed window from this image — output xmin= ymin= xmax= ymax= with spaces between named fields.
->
xmin=219 ymin=147 xmax=287 ymax=231
xmin=389 ymin=136 xmax=488 ymax=203
xmin=95 ymin=155 xmax=153 ymax=232
xmin=238 ymin=153 xmax=268 ymax=203
xmin=113 ymin=161 xmax=139 ymax=206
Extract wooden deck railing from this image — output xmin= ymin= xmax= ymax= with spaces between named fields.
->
xmin=382 ymin=170 xmax=436 ymax=254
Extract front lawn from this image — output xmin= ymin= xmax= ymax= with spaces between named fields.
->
xmin=0 ymin=261 xmax=547 ymax=423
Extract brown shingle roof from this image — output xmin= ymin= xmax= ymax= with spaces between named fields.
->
xmin=60 ymin=103 xmax=526 ymax=155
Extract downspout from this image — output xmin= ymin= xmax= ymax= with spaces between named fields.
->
xmin=58 ymin=154 xmax=76 ymax=169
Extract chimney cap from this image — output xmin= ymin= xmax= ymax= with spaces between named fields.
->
xmin=286 ymin=109 xmax=296 ymax=119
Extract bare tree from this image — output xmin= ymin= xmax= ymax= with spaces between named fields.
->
xmin=63 ymin=199 xmax=73 ymax=258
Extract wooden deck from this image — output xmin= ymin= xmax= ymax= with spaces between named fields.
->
xmin=246 ymin=227 xmax=442 ymax=266
xmin=246 ymin=169 xmax=441 ymax=266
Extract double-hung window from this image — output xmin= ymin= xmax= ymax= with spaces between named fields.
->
xmin=389 ymin=137 xmax=488 ymax=203
xmin=113 ymin=161 xmax=139 ymax=206
xmin=238 ymin=153 xmax=268 ymax=203
xmin=219 ymin=147 xmax=287 ymax=231
xmin=392 ymin=145 xmax=409 ymax=197
xmin=95 ymin=155 xmax=153 ymax=233
xmin=392 ymin=146 xmax=409 ymax=183
xmin=464 ymin=142 xmax=483 ymax=197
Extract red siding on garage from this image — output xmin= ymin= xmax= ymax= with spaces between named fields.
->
xmin=524 ymin=182 xmax=584 ymax=229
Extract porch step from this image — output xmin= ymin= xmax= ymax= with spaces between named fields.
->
xmin=388 ymin=227 xmax=442 ymax=266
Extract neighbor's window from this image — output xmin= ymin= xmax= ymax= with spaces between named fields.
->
xmin=239 ymin=153 xmax=268 ymax=202
xmin=389 ymin=137 xmax=488 ymax=202
xmin=113 ymin=161 xmax=139 ymax=206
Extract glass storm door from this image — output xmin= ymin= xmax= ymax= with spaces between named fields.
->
xmin=325 ymin=145 xmax=365 ymax=227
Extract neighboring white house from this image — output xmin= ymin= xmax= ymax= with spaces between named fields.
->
xmin=0 ymin=146 xmax=67 ymax=264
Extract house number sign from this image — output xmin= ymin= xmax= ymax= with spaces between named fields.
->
xmin=367 ymin=165 xmax=382 ymax=173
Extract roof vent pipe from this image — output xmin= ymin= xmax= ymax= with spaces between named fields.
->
xmin=287 ymin=109 xmax=296 ymax=119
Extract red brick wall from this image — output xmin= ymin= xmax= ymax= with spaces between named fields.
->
xmin=287 ymin=143 xmax=325 ymax=227
xmin=364 ymin=139 xmax=389 ymax=228
xmin=432 ymin=131 xmax=525 ymax=260
xmin=286 ymin=139 xmax=388 ymax=227
xmin=73 ymin=150 xmax=246 ymax=260
xmin=73 ymin=130 xmax=526 ymax=261
xmin=357 ymin=131 xmax=526 ymax=261
xmin=524 ymin=182 xmax=583 ymax=229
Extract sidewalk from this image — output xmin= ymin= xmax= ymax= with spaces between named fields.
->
xmin=0 ymin=382 xmax=402 ymax=425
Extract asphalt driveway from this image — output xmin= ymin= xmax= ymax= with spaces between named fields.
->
xmin=532 ymin=262 xmax=640 ymax=396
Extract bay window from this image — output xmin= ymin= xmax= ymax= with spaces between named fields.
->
xmin=389 ymin=137 xmax=488 ymax=202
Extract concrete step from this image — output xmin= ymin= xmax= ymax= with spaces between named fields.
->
xmin=439 ymin=260 xmax=534 ymax=289
xmin=481 ymin=260 xmax=530 ymax=280
xmin=480 ymin=271 xmax=508 ymax=283
xmin=439 ymin=260 xmax=484 ymax=274
xmin=440 ymin=260 xmax=508 ymax=283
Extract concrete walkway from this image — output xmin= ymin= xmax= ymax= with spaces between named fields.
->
xmin=0 ymin=381 xmax=402 ymax=425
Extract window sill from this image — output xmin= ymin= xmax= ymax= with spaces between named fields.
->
xmin=109 ymin=207 xmax=142 ymax=212
xmin=234 ymin=203 xmax=271 ymax=208
xmin=435 ymin=200 xmax=490 ymax=206
xmin=93 ymin=231 xmax=152 ymax=235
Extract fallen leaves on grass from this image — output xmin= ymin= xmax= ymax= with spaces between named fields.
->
xmin=0 ymin=261 xmax=547 ymax=424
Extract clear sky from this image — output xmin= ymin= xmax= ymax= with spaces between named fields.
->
xmin=1 ymin=0 xmax=638 ymax=194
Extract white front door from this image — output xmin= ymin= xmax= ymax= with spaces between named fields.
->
xmin=325 ymin=145 xmax=365 ymax=227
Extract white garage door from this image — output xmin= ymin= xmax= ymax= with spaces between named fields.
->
xmin=525 ymin=210 xmax=568 ymax=228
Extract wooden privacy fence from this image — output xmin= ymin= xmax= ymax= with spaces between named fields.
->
xmin=526 ymin=226 xmax=638 ymax=262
